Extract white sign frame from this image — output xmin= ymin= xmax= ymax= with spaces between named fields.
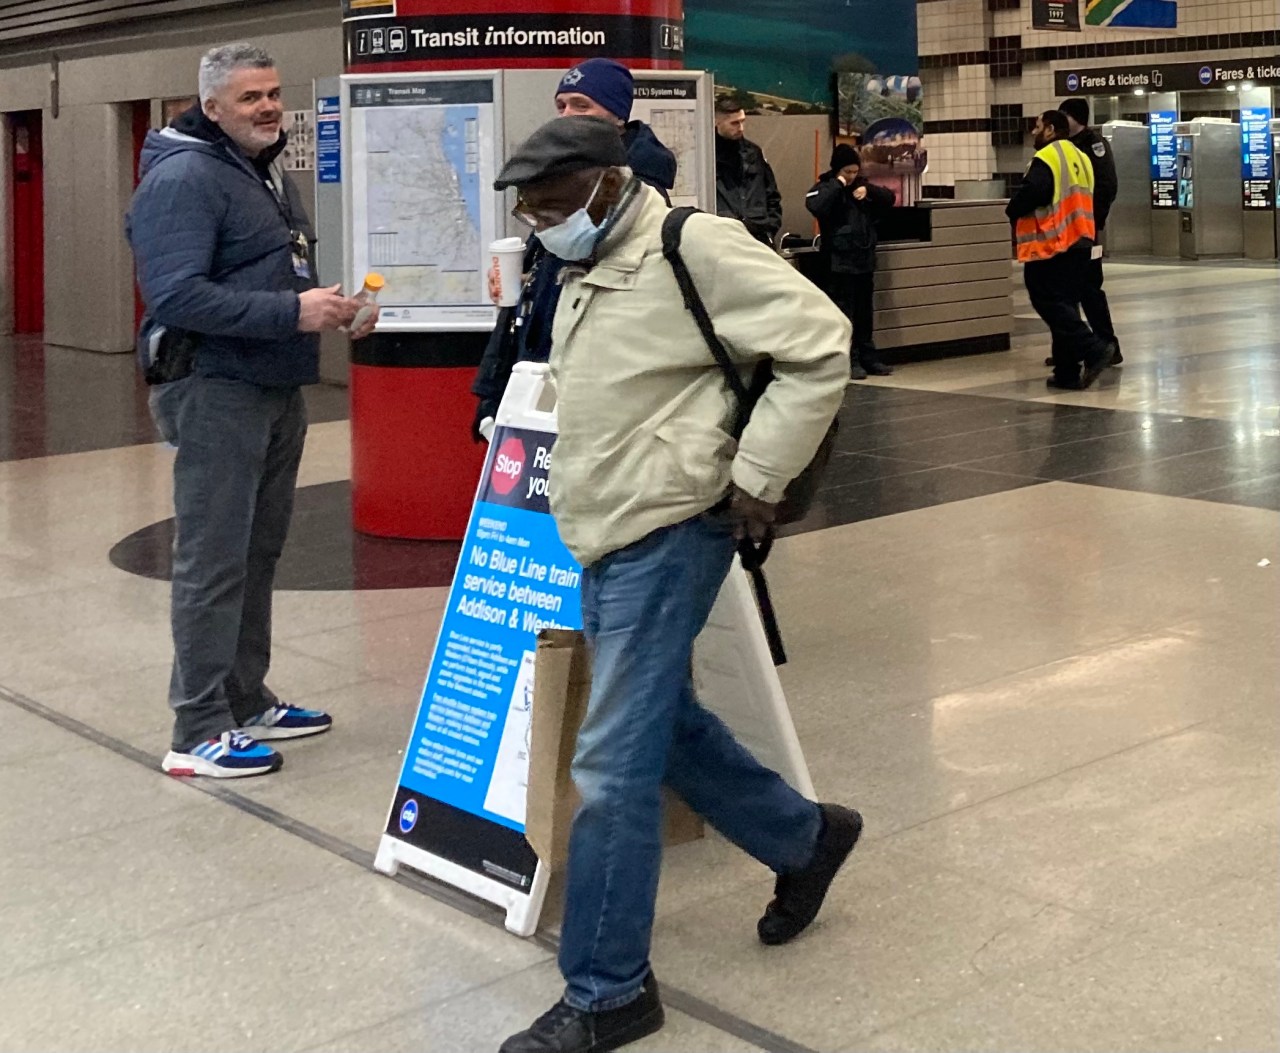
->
xmin=374 ymin=364 xmax=815 ymax=937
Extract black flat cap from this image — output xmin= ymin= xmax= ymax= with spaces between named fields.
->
xmin=494 ymin=116 xmax=627 ymax=190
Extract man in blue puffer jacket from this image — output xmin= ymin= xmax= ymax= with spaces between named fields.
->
xmin=127 ymin=43 xmax=373 ymax=780
xmin=470 ymin=59 xmax=677 ymax=437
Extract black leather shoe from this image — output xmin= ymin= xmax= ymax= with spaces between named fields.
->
xmin=1046 ymin=376 xmax=1084 ymax=390
xmin=499 ymin=974 xmax=664 ymax=1053
xmin=758 ymin=805 xmax=862 ymax=946
xmin=863 ymin=362 xmax=895 ymax=377
xmin=1081 ymin=341 xmax=1118 ymax=389
xmin=1111 ymin=348 xmax=1124 ymax=365
xmin=849 ymin=362 xmax=869 ymax=381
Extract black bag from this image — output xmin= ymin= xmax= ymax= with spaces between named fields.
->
xmin=143 ymin=326 xmax=201 ymax=386
xmin=661 ymin=206 xmax=841 ymax=665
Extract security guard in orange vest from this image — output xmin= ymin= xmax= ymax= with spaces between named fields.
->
xmin=1006 ymin=110 xmax=1118 ymax=390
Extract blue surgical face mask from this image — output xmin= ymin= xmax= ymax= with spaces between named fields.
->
xmin=536 ymin=173 xmax=606 ymax=261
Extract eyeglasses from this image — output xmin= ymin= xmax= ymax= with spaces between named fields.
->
xmin=511 ymin=199 xmax=561 ymax=229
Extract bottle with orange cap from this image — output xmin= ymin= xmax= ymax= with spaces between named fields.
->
xmin=349 ymin=273 xmax=385 ymax=334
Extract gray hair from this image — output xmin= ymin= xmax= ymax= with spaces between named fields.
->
xmin=198 ymin=43 xmax=276 ymax=104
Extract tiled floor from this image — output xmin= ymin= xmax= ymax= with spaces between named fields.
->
xmin=1 ymin=259 xmax=1277 ymax=1053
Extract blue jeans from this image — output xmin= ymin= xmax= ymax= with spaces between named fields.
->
xmin=150 ymin=376 xmax=307 ymax=750
xmin=559 ymin=515 xmax=822 ymax=1012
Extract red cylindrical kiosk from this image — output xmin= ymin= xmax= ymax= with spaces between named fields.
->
xmin=344 ymin=0 xmax=684 ymax=540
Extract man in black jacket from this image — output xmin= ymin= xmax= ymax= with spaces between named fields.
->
xmin=806 ymin=145 xmax=896 ymax=379
xmin=1007 ymin=111 xmax=1114 ymax=391
xmin=714 ymin=98 xmax=783 ymax=247
xmin=1059 ymin=97 xmax=1122 ymax=365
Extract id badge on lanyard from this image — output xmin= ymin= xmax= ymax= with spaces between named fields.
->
xmin=266 ymin=165 xmax=312 ymax=280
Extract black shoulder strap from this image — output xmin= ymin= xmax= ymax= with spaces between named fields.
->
xmin=660 ymin=210 xmax=788 ymax=666
xmin=661 ymin=208 xmax=751 ymax=428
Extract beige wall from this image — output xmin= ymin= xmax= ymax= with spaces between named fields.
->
xmin=747 ymin=114 xmax=832 ymax=241
xmin=0 ymin=0 xmax=342 ymax=354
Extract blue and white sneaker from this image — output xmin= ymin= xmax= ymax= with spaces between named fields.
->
xmin=239 ymin=703 xmax=333 ymax=741
xmin=161 ymin=730 xmax=283 ymax=779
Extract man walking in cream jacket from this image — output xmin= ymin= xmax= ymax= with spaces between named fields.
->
xmin=493 ymin=118 xmax=860 ymax=1053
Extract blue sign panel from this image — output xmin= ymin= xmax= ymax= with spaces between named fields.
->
xmin=316 ymin=96 xmax=342 ymax=184
xmin=1149 ymin=110 xmax=1177 ymax=209
xmin=384 ymin=424 xmax=583 ymax=891
xmin=1241 ymin=106 xmax=1275 ymax=210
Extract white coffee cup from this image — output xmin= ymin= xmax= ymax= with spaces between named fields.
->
xmin=490 ymin=237 xmax=526 ymax=308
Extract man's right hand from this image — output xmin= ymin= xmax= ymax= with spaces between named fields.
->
xmin=487 ymin=262 xmax=502 ymax=305
xmin=298 ymin=285 xmax=360 ymax=333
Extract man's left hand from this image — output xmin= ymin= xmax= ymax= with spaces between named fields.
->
xmin=350 ymin=304 xmax=381 ymax=341
xmin=853 ymin=186 xmax=868 ymax=201
xmin=729 ymin=485 xmax=778 ymax=544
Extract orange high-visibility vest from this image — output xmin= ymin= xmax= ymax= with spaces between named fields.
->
xmin=1015 ymin=139 xmax=1096 ymax=263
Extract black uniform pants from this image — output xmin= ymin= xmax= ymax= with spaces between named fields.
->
xmin=830 ymin=271 xmax=878 ymax=365
xmin=1080 ymin=253 xmax=1116 ymax=346
xmin=1024 ymin=248 xmax=1107 ymax=383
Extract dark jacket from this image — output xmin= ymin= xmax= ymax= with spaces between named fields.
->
xmin=622 ymin=121 xmax=677 ymax=201
xmin=805 ymin=172 xmax=895 ymax=275
xmin=126 ymin=106 xmax=319 ymax=389
xmin=1005 ymin=156 xmax=1056 ymax=222
xmin=715 ymin=135 xmax=783 ymax=246
xmin=471 ymin=121 xmax=675 ymax=430
xmin=1070 ymin=126 xmax=1118 ymax=231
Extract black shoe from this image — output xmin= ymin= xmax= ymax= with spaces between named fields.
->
xmin=499 ymin=974 xmax=664 ymax=1053
xmin=758 ymin=805 xmax=862 ymax=946
xmin=849 ymin=362 xmax=868 ymax=381
xmin=863 ymin=361 xmax=894 ymax=377
xmin=1081 ymin=341 xmax=1118 ymax=389
xmin=1111 ymin=348 xmax=1124 ymax=366
xmin=1046 ymin=375 xmax=1084 ymax=390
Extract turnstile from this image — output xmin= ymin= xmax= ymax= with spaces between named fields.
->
xmin=1176 ymin=118 xmax=1244 ymax=259
xmin=1101 ymin=120 xmax=1152 ymax=255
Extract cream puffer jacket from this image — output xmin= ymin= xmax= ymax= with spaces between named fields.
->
xmin=548 ymin=183 xmax=852 ymax=567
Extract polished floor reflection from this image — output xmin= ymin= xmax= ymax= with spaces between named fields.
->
xmin=0 ymin=260 xmax=1277 ymax=1053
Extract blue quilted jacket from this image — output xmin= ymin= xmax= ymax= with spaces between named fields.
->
xmin=126 ymin=107 xmax=319 ymax=388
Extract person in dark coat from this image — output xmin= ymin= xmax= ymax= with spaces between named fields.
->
xmin=1059 ymin=97 xmax=1122 ymax=366
xmin=714 ymin=98 xmax=783 ymax=247
xmin=806 ymin=144 xmax=896 ymax=379
xmin=127 ymin=43 xmax=370 ymax=779
xmin=471 ymin=59 xmax=677 ymax=438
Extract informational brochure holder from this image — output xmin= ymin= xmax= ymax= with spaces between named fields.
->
xmin=374 ymin=363 xmax=814 ymax=935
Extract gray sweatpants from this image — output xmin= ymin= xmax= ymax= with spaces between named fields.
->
xmin=150 ymin=375 xmax=307 ymax=751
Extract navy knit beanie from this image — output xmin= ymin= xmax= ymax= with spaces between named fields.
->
xmin=556 ymin=58 xmax=635 ymax=122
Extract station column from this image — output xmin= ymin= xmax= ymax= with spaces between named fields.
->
xmin=343 ymin=0 xmax=685 ymax=541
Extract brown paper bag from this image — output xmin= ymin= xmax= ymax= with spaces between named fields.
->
xmin=525 ymin=629 xmax=703 ymax=870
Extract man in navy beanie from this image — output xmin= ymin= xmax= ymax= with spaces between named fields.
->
xmin=470 ymin=58 xmax=677 ymax=440
xmin=554 ymin=57 xmax=677 ymax=197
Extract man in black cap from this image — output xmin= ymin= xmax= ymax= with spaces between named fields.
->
xmin=806 ymin=144 xmax=896 ymax=380
xmin=493 ymin=116 xmax=859 ymax=1053
xmin=1058 ymin=97 xmax=1122 ymax=366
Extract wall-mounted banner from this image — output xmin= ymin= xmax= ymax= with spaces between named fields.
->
xmin=1033 ymin=0 xmax=1081 ymax=32
xmin=1149 ymin=110 xmax=1177 ymax=210
xmin=1241 ymin=106 xmax=1275 ymax=211
xmin=1056 ymin=58 xmax=1280 ymax=95
xmin=686 ymin=0 xmax=917 ymax=114
xmin=837 ymin=73 xmax=925 ymax=205
xmin=316 ymin=96 xmax=341 ymax=185
xmin=1086 ymin=0 xmax=1175 ymax=29
xmin=344 ymin=0 xmax=684 ymax=70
